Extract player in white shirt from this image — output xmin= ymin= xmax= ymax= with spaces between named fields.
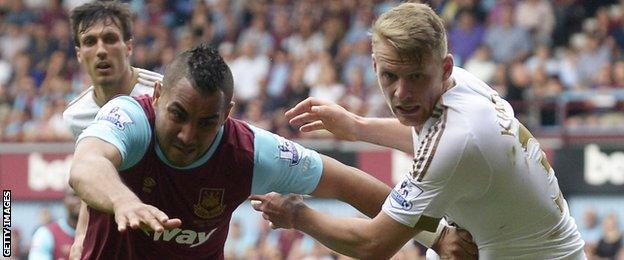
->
xmin=250 ymin=3 xmax=585 ymax=259
xmin=64 ymin=67 xmax=160 ymax=138
xmin=62 ymin=2 xmax=162 ymax=258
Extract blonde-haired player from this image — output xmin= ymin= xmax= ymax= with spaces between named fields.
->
xmin=251 ymin=3 xmax=585 ymax=259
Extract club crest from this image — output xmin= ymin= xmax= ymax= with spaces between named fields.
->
xmin=193 ymin=188 xmax=226 ymax=219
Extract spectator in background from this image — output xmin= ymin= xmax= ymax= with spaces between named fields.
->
xmin=282 ymin=14 xmax=323 ymax=60
xmin=238 ymin=13 xmax=274 ymax=56
xmin=484 ymin=3 xmax=532 ymax=63
xmin=580 ymin=207 xmax=603 ymax=253
xmin=577 ymin=34 xmax=612 ymax=88
xmin=592 ymin=213 xmax=623 ymax=259
xmin=463 ymin=45 xmax=497 ymax=84
xmin=514 ymin=0 xmax=555 ymax=45
xmin=448 ymin=8 xmax=485 ymax=65
xmin=309 ymin=60 xmax=344 ymax=104
xmin=230 ymin=39 xmax=270 ymax=110
xmin=29 ymin=189 xmax=81 ymax=260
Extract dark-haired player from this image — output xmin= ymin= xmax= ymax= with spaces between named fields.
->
xmin=69 ymin=43 xmax=391 ymax=259
xmin=63 ymin=2 xmax=162 ymax=258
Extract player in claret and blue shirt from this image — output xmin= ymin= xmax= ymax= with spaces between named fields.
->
xmin=68 ymin=43 xmax=392 ymax=259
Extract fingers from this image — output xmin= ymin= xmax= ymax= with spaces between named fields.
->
xmin=288 ymin=112 xmax=319 ymax=127
xmin=162 ymin=218 xmax=182 ymax=229
xmin=115 ymin=205 xmax=179 ymax=233
xmin=285 ymin=97 xmax=327 ymax=121
xmin=299 ymin=121 xmax=325 ymax=133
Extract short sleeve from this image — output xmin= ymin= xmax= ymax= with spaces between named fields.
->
xmin=77 ymin=96 xmax=151 ymax=170
xmin=249 ymin=125 xmax=323 ymax=195
xmin=382 ymin=114 xmax=488 ymax=232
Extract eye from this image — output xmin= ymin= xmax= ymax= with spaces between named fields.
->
xmin=408 ymin=73 xmax=423 ymax=80
xmin=82 ymin=36 xmax=96 ymax=46
xmin=198 ymin=119 xmax=217 ymax=128
xmin=103 ymin=33 xmax=119 ymax=44
xmin=169 ymin=109 xmax=185 ymax=122
xmin=382 ymin=72 xmax=397 ymax=80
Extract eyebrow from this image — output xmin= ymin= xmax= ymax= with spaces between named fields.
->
xmin=170 ymin=102 xmax=220 ymax=120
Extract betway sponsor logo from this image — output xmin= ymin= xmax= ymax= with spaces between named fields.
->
xmin=584 ymin=144 xmax=624 ymax=185
xmin=145 ymin=227 xmax=218 ymax=248
xmin=28 ymin=153 xmax=72 ymax=191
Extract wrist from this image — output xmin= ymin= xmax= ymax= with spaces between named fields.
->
xmin=291 ymin=200 xmax=309 ymax=230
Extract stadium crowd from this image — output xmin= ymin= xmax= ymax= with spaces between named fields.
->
xmin=2 ymin=0 xmax=624 ymax=259
xmin=1 ymin=0 xmax=624 ymax=142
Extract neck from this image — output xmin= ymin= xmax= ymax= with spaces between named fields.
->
xmin=93 ymin=66 xmax=136 ymax=107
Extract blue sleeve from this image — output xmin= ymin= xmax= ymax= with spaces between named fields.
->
xmin=250 ymin=125 xmax=323 ymax=195
xmin=28 ymin=226 xmax=53 ymax=260
xmin=76 ymin=96 xmax=151 ymax=170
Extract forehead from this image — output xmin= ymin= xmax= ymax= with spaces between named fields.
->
xmin=79 ymin=19 xmax=123 ymax=37
xmin=166 ymin=78 xmax=224 ymax=114
xmin=374 ymin=42 xmax=428 ymax=73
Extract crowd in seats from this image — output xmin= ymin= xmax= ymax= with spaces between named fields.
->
xmin=1 ymin=0 xmax=623 ymax=141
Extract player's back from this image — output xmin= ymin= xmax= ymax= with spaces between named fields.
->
xmin=440 ymin=67 xmax=584 ymax=259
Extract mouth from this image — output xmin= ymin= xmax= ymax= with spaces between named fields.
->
xmin=395 ymin=104 xmax=420 ymax=115
xmin=95 ymin=61 xmax=112 ymax=73
xmin=173 ymin=144 xmax=196 ymax=154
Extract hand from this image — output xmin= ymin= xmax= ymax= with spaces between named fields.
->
xmin=113 ymin=198 xmax=182 ymax=233
xmin=285 ymin=97 xmax=360 ymax=141
xmin=249 ymin=192 xmax=305 ymax=229
xmin=432 ymin=226 xmax=478 ymax=259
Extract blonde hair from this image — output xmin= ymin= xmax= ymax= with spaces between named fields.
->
xmin=371 ymin=3 xmax=447 ymax=63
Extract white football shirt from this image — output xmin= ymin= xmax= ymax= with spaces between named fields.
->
xmin=382 ymin=67 xmax=585 ymax=259
xmin=63 ymin=68 xmax=162 ymax=138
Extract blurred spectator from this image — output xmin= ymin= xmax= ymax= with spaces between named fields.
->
xmin=484 ymin=4 xmax=532 ymax=63
xmin=464 ymin=45 xmax=497 ymax=84
xmin=591 ymin=213 xmax=624 ymax=259
xmin=230 ymin=39 xmax=270 ymax=109
xmin=577 ymin=34 xmax=612 ymax=88
xmin=514 ymin=0 xmax=555 ymax=45
xmin=448 ymin=8 xmax=485 ymax=65
xmin=282 ymin=14 xmax=323 ymax=60
xmin=309 ymin=60 xmax=344 ymax=103
xmin=581 ymin=207 xmax=603 ymax=252
xmin=29 ymin=189 xmax=80 ymax=260
xmin=238 ymin=13 xmax=274 ymax=56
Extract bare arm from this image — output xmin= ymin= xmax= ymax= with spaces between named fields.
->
xmin=251 ymin=193 xmax=418 ymax=259
xmin=286 ymin=97 xmax=413 ymax=154
xmin=68 ymin=202 xmax=88 ymax=260
xmin=309 ymin=155 xmax=390 ymax=218
xmin=69 ymin=137 xmax=180 ymax=232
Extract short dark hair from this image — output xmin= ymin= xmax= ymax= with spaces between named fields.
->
xmin=70 ymin=1 xmax=133 ymax=46
xmin=164 ymin=43 xmax=234 ymax=106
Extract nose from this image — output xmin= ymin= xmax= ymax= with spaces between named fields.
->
xmin=96 ymin=39 xmax=107 ymax=59
xmin=394 ymin=78 xmax=412 ymax=102
xmin=177 ymin=123 xmax=196 ymax=145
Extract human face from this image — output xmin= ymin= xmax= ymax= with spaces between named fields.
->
xmin=153 ymin=78 xmax=233 ymax=167
xmin=372 ymin=40 xmax=453 ymax=128
xmin=75 ymin=19 xmax=132 ymax=87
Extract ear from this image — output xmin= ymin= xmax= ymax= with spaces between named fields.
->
xmin=125 ymin=39 xmax=133 ymax=57
xmin=442 ymin=54 xmax=454 ymax=80
xmin=222 ymin=101 xmax=235 ymax=121
xmin=75 ymin=46 xmax=82 ymax=63
xmin=371 ymin=53 xmax=378 ymax=74
xmin=152 ymin=81 xmax=162 ymax=107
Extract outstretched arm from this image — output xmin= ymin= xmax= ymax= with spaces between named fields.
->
xmin=309 ymin=155 xmax=390 ymax=218
xmin=69 ymin=137 xmax=181 ymax=232
xmin=286 ymin=97 xmax=413 ymax=154
xmin=251 ymin=193 xmax=418 ymax=259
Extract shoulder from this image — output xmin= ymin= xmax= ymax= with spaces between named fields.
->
xmin=65 ymin=86 xmax=95 ymax=110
